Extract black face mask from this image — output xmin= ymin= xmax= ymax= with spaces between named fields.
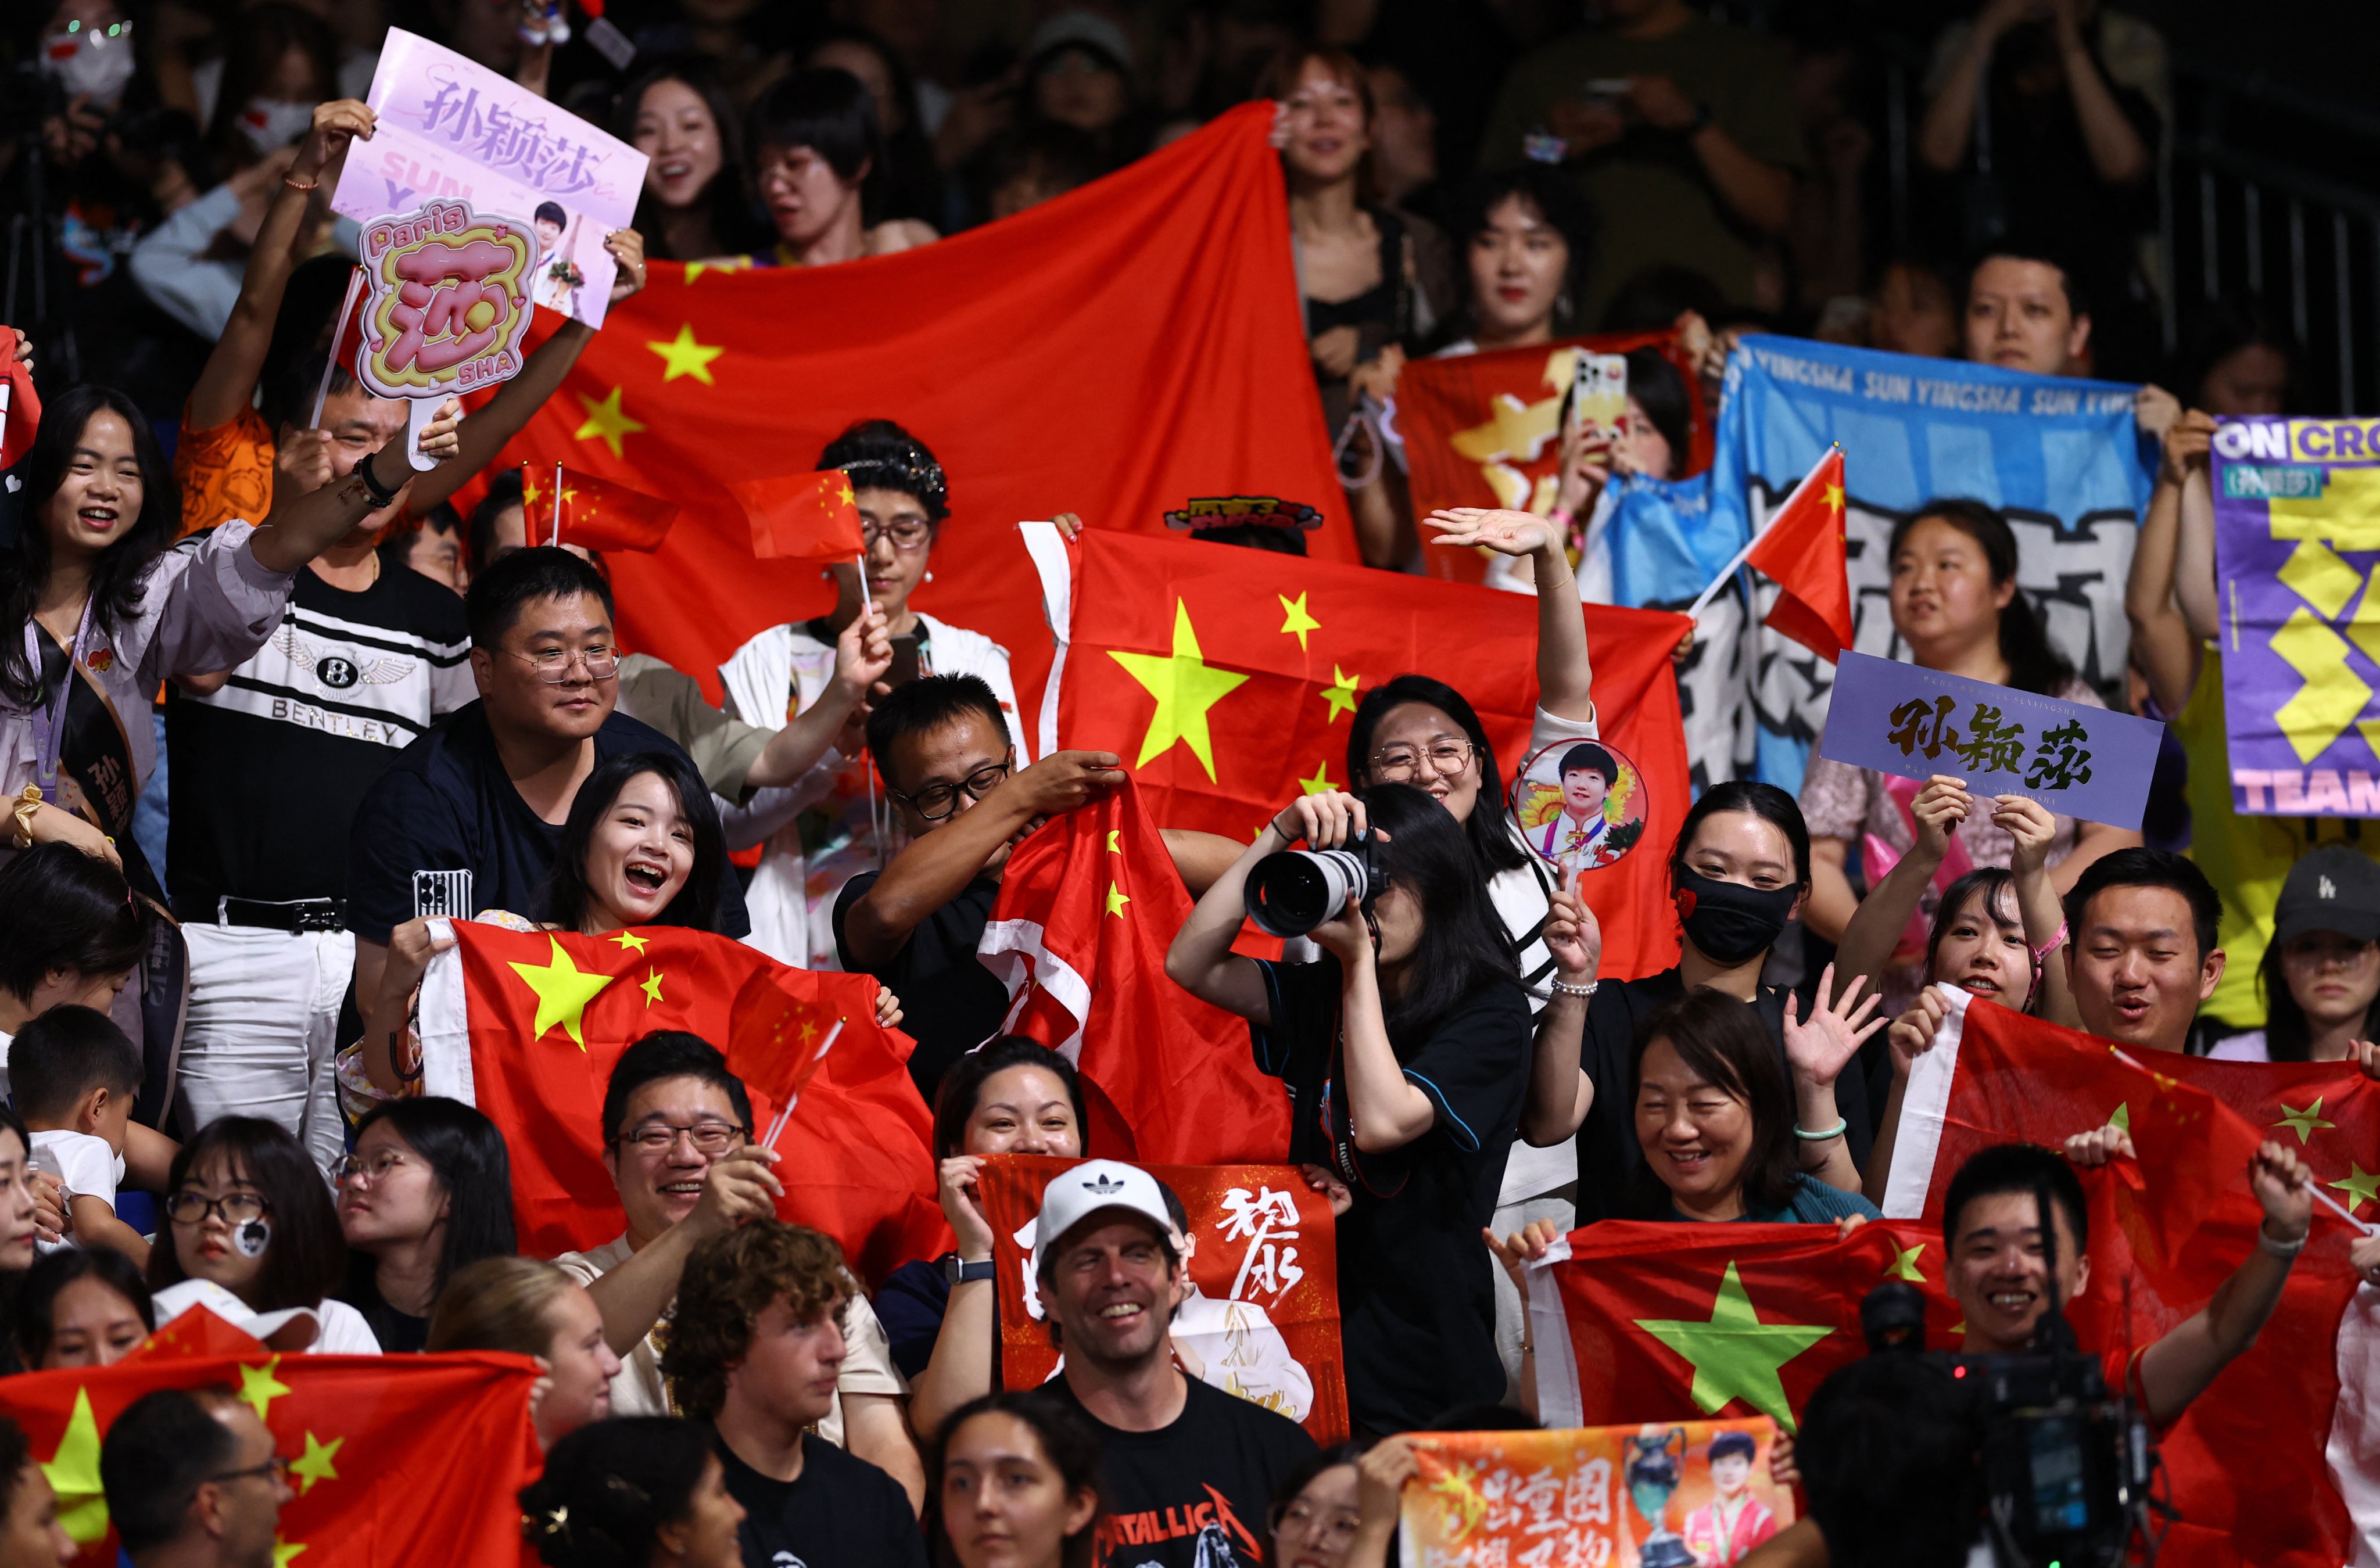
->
xmin=1673 ymin=868 xmax=1799 ymax=966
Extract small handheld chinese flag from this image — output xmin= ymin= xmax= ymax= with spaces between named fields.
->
xmin=0 ymin=330 xmax=38 ymax=469
xmin=1743 ymin=446 xmax=1853 ymax=661
xmin=729 ymin=469 xmax=865 ymax=562
xmin=522 ymin=464 xmax=681 ymax=552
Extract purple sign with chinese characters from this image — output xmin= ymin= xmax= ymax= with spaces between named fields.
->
xmin=1815 ymin=651 xmax=2164 ymax=830
xmin=332 ymin=28 xmax=646 ymax=328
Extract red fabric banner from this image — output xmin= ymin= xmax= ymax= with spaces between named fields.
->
xmin=1023 ymin=523 xmax=1691 ymax=981
xmin=980 ymin=774 xmax=1291 ymax=1164
xmin=476 ymin=104 xmax=1351 ymax=711
xmin=421 ymin=921 xmax=944 ymax=1280
xmin=974 ymin=1153 xmax=1349 ymax=1445
xmin=1397 ymin=330 xmax=1710 ymax=585
xmin=0 ymin=1308 xmax=540 ymax=1568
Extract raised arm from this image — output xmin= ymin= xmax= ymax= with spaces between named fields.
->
xmin=1422 ymin=507 xmax=1594 ymax=723
xmin=1831 ymin=776 xmax=1969 ymax=996
xmin=1780 ymin=964 xmax=1885 ymax=1193
xmin=185 ymin=101 xmax=374 ymax=433
xmin=1920 ymin=0 xmax=2029 ymax=171
xmin=1995 ymin=795 xmax=2080 ymax=1027
xmin=743 ymin=608 xmax=891 ymax=791
xmin=579 ymin=1147 xmax=783 ymax=1358
xmin=1519 ymin=877 xmax=1598 ymax=1146
xmin=1166 ymin=792 xmax=1374 ymax=1024
xmin=246 ymin=403 xmax=463 ymax=573
xmin=2125 ymin=410 xmax=2208 ymax=715
xmin=2047 ymin=0 xmax=2150 ymax=185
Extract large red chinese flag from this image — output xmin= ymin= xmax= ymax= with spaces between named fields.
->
xmin=0 ymin=1309 xmax=540 ymax=1567
xmin=1530 ymin=1218 xmax=1959 ymax=1434
xmin=729 ymin=469 xmax=865 ymax=562
xmin=479 ymin=104 xmax=1349 ymax=709
xmin=1396 ymin=329 xmax=1710 ymax=584
xmin=974 ymin=1154 xmax=1349 ymax=1446
xmin=520 ymin=463 xmax=682 ymax=552
xmin=1883 ymin=988 xmax=2378 ymax=1568
xmin=980 ymin=774 xmax=1289 ymax=1163
xmin=1742 ymin=446 xmax=1852 ymax=661
xmin=1020 ymin=523 xmax=1692 ymax=981
xmin=415 ymin=921 xmax=945 ymax=1281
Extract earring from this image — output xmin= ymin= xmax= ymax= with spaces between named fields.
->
xmin=925 ymin=570 xmax=934 ymax=583
xmin=1555 ymin=290 xmax=1575 ymax=322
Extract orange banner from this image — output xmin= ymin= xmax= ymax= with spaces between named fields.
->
xmin=976 ymin=1154 xmax=1349 ymax=1445
xmin=1403 ymin=1420 xmax=1794 ymax=1568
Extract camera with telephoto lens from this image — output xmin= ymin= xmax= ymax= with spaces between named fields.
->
xmin=1243 ymin=826 xmax=1381 ymax=938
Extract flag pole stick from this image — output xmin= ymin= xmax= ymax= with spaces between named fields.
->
xmin=551 ymin=461 xmax=563 ymax=547
xmin=1683 ymin=444 xmax=1838 ymax=623
xmin=761 ymin=1018 xmax=846 ymax=1150
xmin=309 ymin=266 xmax=365 ymax=429
xmin=2311 ymin=1182 xmax=2380 ymax=1236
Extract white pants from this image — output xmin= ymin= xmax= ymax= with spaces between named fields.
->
xmin=178 ymin=923 xmax=353 ymax=1174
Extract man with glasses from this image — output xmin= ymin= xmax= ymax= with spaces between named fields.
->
xmin=554 ymin=1031 xmax=927 ymax=1510
xmin=834 ymin=674 xmax=1127 ymax=1099
xmin=99 ymin=1386 xmax=291 ymax=1568
xmin=345 ymin=549 xmax=749 ymax=1072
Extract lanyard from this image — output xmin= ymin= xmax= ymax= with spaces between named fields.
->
xmin=26 ymin=599 xmax=94 ymax=799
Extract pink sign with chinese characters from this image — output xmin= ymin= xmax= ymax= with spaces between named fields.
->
xmin=355 ymin=199 xmax=536 ymax=400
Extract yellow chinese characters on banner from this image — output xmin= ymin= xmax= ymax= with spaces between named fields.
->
xmin=1402 ymin=1419 xmax=1792 ymax=1568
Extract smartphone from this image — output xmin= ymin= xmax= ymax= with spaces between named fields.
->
xmin=884 ymin=635 xmax=923 ymax=690
xmin=1569 ymin=351 xmax=1629 ymax=441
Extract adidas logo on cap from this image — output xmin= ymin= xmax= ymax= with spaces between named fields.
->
xmin=1085 ymin=1174 xmax=1126 ymax=1194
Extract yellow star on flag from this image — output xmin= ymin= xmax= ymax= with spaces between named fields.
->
xmin=1299 ymin=762 xmax=1335 ymax=795
xmin=1884 ymin=1244 xmax=1926 ymax=1283
xmin=836 ymin=479 xmax=856 ymax=507
xmin=1633 ymin=1262 xmax=1832 ymax=1431
xmin=1107 ymin=600 xmax=1249 ymax=780
xmin=1105 ymin=881 xmax=1131 ymax=917
xmin=41 ymin=1387 xmax=107 ymax=1543
xmin=647 ymin=324 xmax=724 ymax=384
xmin=274 ymin=1540 xmax=307 ymax=1567
xmin=2105 ymin=1102 xmax=2130 ymax=1134
xmin=238 ymin=1357 xmax=292 ymax=1423
xmin=521 ymin=473 xmax=544 ymax=511
xmin=641 ymin=968 xmax=665 ymax=1006
xmin=1278 ymin=591 xmax=1321 ymax=651
xmin=1823 ymin=482 xmax=1844 ymax=514
xmin=2274 ymin=1097 xmax=2335 ymax=1144
xmin=290 ymin=1433 xmax=343 ymax=1495
xmin=509 ymin=938 xmax=616 ymax=1050
xmin=1105 ymin=829 xmax=1121 ymax=853
xmin=2331 ymin=1161 xmax=2380 ymax=1216
xmin=683 ymin=256 xmax=751 ymax=283
xmin=572 ymin=386 xmax=646 ymax=458
xmin=610 ymin=931 xmax=649 ymax=955
xmin=1320 ymin=665 xmax=1361 ymax=722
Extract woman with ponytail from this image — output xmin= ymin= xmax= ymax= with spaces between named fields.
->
xmin=519 ymin=1418 xmax=744 ymax=1568
xmin=1800 ymin=498 xmax=2139 ymax=1017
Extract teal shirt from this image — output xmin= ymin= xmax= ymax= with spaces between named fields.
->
xmin=1668 ymin=1174 xmax=1881 ymax=1224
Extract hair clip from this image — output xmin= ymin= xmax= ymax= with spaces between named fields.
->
xmin=543 ymin=1505 xmax=571 ymax=1540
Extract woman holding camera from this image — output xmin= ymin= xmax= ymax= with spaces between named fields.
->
xmin=1167 ymin=783 xmax=1547 ymax=1434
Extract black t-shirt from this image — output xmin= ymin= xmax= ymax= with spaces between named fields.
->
xmin=713 ymin=1430 xmax=926 ymax=1568
xmin=344 ymin=701 xmax=750 ymax=944
xmin=1569 ymin=968 xmax=1883 ymax=1225
xmin=1250 ymin=957 xmax=1530 ymax=1434
xmin=831 ymin=871 xmax=1008 ymax=1101
xmin=1047 ymin=1373 xmax=1317 ymax=1568
xmin=338 ymin=1266 xmax=428 ymax=1354
xmin=167 ymin=561 xmax=472 ymax=909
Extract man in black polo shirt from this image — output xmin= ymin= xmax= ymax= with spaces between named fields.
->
xmin=346 ymin=548 xmax=747 ymax=1048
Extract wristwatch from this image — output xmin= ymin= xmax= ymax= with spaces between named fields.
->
xmin=944 ymin=1254 xmax=996 ymax=1285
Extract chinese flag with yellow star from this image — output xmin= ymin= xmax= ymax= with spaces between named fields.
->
xmin=1740 ymin=446 xmax=1853 ymax=661
xmin=459 ymin=102 xmax=1350 ymax=709
xmin=1017 ymin=523 xmax=1693 ymax=981
xmin=1881 ymin=989 xmax=2377 ymax=1568
xmin=979 ymin=773 xmax=1291 ymax=1163
xmin=728 ymin=468 xmax=865 ymax=563
xmin=519 ymin=462 xmax=682 ymax=552
xmin=415 ymin=921 xmax=944 ymax=1280
xmin=0 ymin=1307 xmax=541 ymax=1567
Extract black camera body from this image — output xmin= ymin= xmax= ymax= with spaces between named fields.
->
xmin=1243 ymin=827 xmax=1381 ymax=938
xmin=1958 ymin=1346 xmax=2151 ymax=1568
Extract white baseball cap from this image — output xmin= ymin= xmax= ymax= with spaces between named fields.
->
xmin=150 ymin=1279 xmax=321 ymax=1353
xmin=1031 ymin=1159 xmax=1175 ymax=1277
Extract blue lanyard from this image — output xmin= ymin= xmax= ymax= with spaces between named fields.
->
xmin=26 ymin=599 xmax=94 ymax=799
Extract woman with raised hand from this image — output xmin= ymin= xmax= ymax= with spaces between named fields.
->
xmin=334 ymin=1097 xmax=515 ymax=1352
xmin=930 ymin=1393 xmax=1103 ymax=1568
xmin=428 ymin=1258 xmax=623 ymax=1450
xmin=519 ymin=1418 xmax=745 ymax=1568
xmin=1800 ymin=499 xmax=2138 ymax=1017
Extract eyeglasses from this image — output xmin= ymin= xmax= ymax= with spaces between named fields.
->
xmin=890 ymin=756 xmax=1012 ymax=821
xmin=861 ymin=518 xmax=933 ymax=553
xmin=504 ymin=645 xmax=621 ymax=683
xmin=165 ymin=1191 xmax=270 ymax=1227
xmin=331 ymin=1149 xmax=415 ymax=1186
xmin=1370 ymin=738 xmax=1475 ymax=780
xmin=210 ymin=1455 xmax=290 ymax=1487
xmin=615 ymin=1121 xmax=747 ymax=1156
xmin=1269 ymin=1501 xmax=1363 ymax=1546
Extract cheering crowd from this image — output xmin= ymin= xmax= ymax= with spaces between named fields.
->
xmin=1 ymin=1 xmax=2377 ymax=1567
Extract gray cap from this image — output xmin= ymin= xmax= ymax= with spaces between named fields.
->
xmin=2273 ymin=845 xmax=2380 ymax=946
xmin=1028 ymin=10 xmax=1133 ymax=72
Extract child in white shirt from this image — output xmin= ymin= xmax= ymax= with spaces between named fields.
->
xmin=14 ymin=1006 xmax=155 ymax=1269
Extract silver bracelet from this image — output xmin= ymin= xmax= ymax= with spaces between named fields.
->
xmin=2257 ymin=1226 xmax=2307 ymax=1259
xmin=1550 ymin=978 xmax=1597 ymax=999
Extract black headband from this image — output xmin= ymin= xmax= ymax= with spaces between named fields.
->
xmin=841 ymin=455 xmax=949 ymax=518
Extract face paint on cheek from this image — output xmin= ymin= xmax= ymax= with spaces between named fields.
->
xmin=235 ymin=1218 xmax=271 ymax=1259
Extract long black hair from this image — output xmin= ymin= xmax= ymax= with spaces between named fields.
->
xmin=1669 ymin=780 xmax=1812 ymax=895
xmin=1 ymin=385 xmax=180 ymax=707
xmin=0 ymin=842 xmax=144 ymax=1003
xmin=1360 ymin=783 xmax=1526 ymax=1051
xmin=1924 ymin=868 xmax=2041 ymax=1014
xmin=17 ymin=1247 xmax=153 ymax=1367
xmin=928 ymin=1392 xmax=1106 ymax=1568
xmin=2259 ymin=932 xmax=2380 ymax=1063
xmin=1622 ymin=989 xmax=1802 ymax=1219
xmin=345 ymin=1097 xmax=517 ymax=1298
xmin=0 ymin=1106 xmax=31 ymax=1372
xmin=520 ymin=1418 xmax=715 ymax=1568
xmin=1890 ymin=498 xmax=2074 ymax=696
xmin=149 ymin=1117 xmax=347 ymax=1312
xmin=612 ymin=54 xmax=767 ymax=261
xmin=1347 ymin=675 xmax=1529 ymax=880
xmin=931 ymin=1036 xmax=1087 ymax=1161
xmin=1436 ymin=164 xmax=1597 ymax=349
xmin=543 ymin=751 xmax=726 ymax=935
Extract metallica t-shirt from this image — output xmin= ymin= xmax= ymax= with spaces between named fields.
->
xmin=1046 ymin=1375 xmax=1316 ymax=1568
